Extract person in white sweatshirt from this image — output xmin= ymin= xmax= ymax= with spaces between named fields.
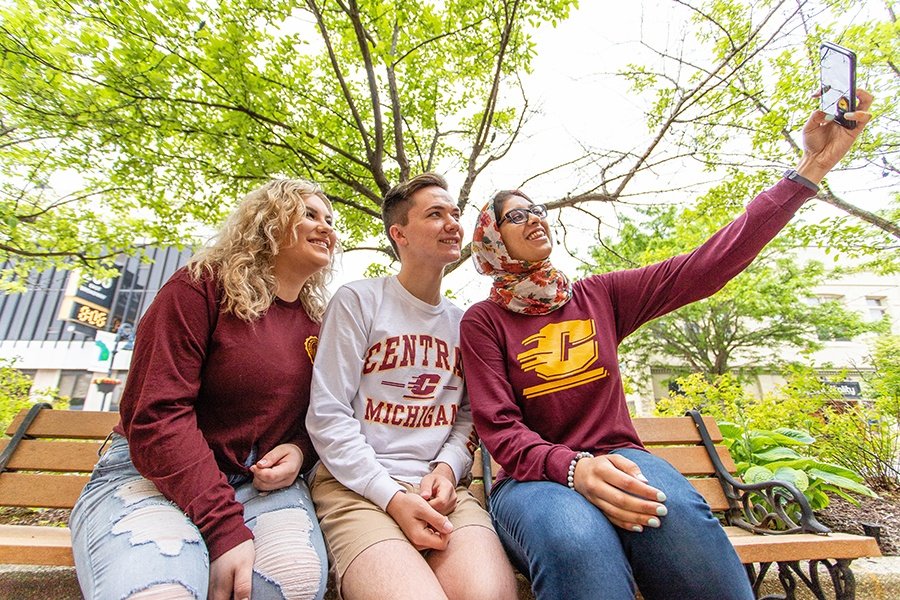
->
xmin=306 ymin=172 xmax=516 ymax=600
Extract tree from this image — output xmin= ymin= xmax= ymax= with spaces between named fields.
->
xmin=0 ymin=0 xmax=575 ymax=287
xmin=2 ymin=0 xmax=897 ymax=291
xmin=585 ymin=170 xmax=881 ymax=378
xmin=609 ymin=0 xmax=898 ymax=272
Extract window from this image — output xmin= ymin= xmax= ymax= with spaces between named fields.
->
xmin=58 ymin=370 xmax=92 ymax=410
xmin=866 ymin=297 xmax=887 ymax=321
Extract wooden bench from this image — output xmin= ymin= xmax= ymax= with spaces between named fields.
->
xmin=0 ymin=404 xmax=118 ymax=566
xmin=0 ymin=405 xmax=882 ymax=599
xmin=470 ymin=411 xmax=881 ymax=600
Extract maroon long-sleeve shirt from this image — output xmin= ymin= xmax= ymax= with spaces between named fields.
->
xmin=115 ymin=267 xmax=319 ymax=560
xmin=460 ymin=178 xmax=814 ymax=486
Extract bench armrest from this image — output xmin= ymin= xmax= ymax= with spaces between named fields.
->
xmin=687 ymin=410 xmax=830 ymax=536
xmin=0 ymin=403 xmax=53 ymax=473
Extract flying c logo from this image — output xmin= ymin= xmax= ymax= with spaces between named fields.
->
xmin=406 ymin=373 xmax=442 ymax=398
xmin=517 ymin=319 xmax=608 ymax=398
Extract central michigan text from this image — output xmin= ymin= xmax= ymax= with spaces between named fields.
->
xmin=363 ymin=334 xmax=464 ymax=378
xmin=364 ymin=398 xmax=459 ymax=428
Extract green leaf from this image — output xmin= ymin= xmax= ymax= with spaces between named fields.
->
xmin=753 ymin=447 xmax=802 ymax=462
xmin=744 ymin=465 xmax=774 ymax=484
xmin=772 ymin=467 xmax=809 ymax=492
xmin=808 ymin=469 xmax=877 ymax=498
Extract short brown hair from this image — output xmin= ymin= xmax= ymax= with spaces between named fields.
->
xmin=381 ymin=173 xmax=449 ymax=258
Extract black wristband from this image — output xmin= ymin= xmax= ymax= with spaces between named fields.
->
xmin=783 ymin=169 xmax=819 ymax=193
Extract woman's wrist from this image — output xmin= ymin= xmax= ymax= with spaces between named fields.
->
xmin=794 ymin=155 xmax=828 ymax=187
xmin=567 ymin=452 xmax=593 ymax=489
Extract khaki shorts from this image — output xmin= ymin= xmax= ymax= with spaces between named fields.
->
xmin=309 ymin=464 xmax=494 ymax=586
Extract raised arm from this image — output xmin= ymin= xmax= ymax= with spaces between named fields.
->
xmin=608 ymin=92 xmax=874 ymax=341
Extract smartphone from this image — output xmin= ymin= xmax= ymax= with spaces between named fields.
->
xmin=819 ymin=42 xmax=857 ymax=129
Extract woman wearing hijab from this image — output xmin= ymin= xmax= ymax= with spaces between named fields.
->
xmin=459 ymin=95 xmax=873 ymax=599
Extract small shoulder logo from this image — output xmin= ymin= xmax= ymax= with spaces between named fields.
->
xmin=305 ymin=336 xmax=318 ymax=362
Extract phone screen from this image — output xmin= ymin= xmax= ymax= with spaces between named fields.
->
xmin=820 ymin=43 xmax=856 ymax=128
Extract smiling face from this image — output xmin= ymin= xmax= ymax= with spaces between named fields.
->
xmin=497 ymin=194 xmax=552 ymax=262
xmin=277 ymin=193 xmax=338 ymax=279
xmin=390 ymin=185 xmax=463 ymax=269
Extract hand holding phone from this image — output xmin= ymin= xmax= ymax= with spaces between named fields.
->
xmin=819 ymin=42 xmax=857 ymax=129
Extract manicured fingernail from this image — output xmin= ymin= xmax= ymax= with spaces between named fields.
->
xmin=635 ymin=472 xmax=649 ymax=483
xmin=824 ymin=113 xmax=835 ymax=122
xmin=442 ymin=520 xmax=453 ymax=533
xmin=657 ymin=491 xmax=667 ymax=502
xmin=647 ymin=518 xmax=661 ymax=528
xmin=631 ymin=525 xmax=643 ymax=532
xmin=656 ymin=505 xmax=668 ymax=517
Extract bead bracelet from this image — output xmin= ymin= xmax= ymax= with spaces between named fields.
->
xmin=567 ymin=452 xmax=593 ymax=489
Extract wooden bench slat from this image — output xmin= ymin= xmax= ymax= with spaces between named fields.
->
xmin=633 ymin=416 xmax=723 ymax=444
xmin=0 ymin=473 xmax=90 ymax=508
xmin=648 ymin=446 xmax=736 ymax=475
xmin=0 ymin=440 xmax=103 ymax=472
xmin=0 ymin=525 xmax=74 ymax=566
xmin=689 ymin=478 xmax=730 ymax=512
xmin=724 ymin=527 xmax=881 ymax=563
xmin=6 ymin=410 xmax=118 ymax=440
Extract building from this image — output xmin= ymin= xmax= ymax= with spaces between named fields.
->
xmin=0 ymin=247 xmax=192 ymax=410
xmin=634 ymin=269 xmax=900 ymax=415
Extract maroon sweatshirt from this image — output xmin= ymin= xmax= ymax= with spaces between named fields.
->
xmin=115 ymin=267 xmax=319 ymax=560
xmin=460 ymin=178 xmax=814 ymax=486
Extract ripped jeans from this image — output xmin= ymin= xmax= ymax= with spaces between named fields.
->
xmin=70 ymin=434 xmax=328 ymax=600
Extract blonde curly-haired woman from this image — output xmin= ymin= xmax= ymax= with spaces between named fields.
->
xmin=71 ymin=179 xmax=339 ymax=600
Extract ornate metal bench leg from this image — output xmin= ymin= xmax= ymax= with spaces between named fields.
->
xmin=808 ymin=559 xmax=856 ymax=600
xmin=777 ymin=562 xmax=799 ymax=600
xmin=751 ymin=562 xmax=790 ymax=600
xmin=769 ymin=560 xmax=856 ymax=600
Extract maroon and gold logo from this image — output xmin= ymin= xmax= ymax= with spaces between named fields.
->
xmin=305 ymin=335 xmax=318 ymax=362
xmin=517 ymin=319 xmax=608 ymax=398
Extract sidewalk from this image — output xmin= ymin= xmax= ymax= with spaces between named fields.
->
xmin=2 ymin=557 xmax=900 ymax=599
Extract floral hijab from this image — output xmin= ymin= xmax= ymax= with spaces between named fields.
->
xmin=471 ymin=199 xmax=572 ymax=315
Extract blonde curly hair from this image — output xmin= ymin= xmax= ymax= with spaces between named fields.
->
xmin=188 ymin=179 xmax=336 ymax=323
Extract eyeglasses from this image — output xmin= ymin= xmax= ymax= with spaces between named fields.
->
xmin=498 ymin=204 xmax=548 ymax=226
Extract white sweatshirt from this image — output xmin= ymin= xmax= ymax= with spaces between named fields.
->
xmin=306 ymin=276 xmax=475 ymax=510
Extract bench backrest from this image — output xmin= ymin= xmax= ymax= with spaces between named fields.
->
xmin=471 ymin=416 xmax=734 ymax=511
xmin=1 ymin=409 xmax=734 ymax=513
xmin=0 ymin=408 xmax=119 ymax=509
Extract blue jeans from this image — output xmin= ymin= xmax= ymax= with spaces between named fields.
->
xmin=490 ymin=448 xmax=753 ymax=600
xmin=70 ymin=435 xmax=328 ymax=600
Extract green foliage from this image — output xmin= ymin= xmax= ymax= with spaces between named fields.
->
xmin=655 ymin=370 xmax=878 ymax=508
xmin=816 ymin=335 xmax=900 ymax=489
xmin=817 ymin=403 xmax=899 ymax=490
xmin=869 ymin=335 xmax=900 ymax=412
xmin=0 ymin=0 xmax=576 ymax=284
xmin=617 ymin=0 xmax=898 ymax=271
xmin=585 ymin=171 xmax=878 ymax=378
xmin=0 ymin=358 xmax=67 ymax=432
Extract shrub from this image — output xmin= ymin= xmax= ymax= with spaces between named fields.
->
xmin=655 ymin=370 xmax=876 ymax=508
xmin=0 ymin=358 xmax=67 ymax=432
